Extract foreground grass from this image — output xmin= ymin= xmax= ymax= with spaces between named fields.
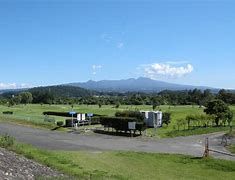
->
xmin=4 ymin=142 xmax=234 ymax=180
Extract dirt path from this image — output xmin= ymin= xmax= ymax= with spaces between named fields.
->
xmin=0 ymin=122 xmax=234 ymax=161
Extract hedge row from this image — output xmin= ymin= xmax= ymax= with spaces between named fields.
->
xmin=115 ymin=111 xmax=144 ymax=122
xmin=43 ymin=111 xmax=73 ymax=117
xmin=100 ymin=116 xmax=146 ymax=133
xmin=2 ymin=111 xmax=13 ymax=115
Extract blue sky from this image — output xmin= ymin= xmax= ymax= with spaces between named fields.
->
xmin=0 ymin=0 xmax=235 ymax=89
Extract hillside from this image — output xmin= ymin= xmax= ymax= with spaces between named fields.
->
xmin=1 ymin=85 xmax=96 ymax=98
xmin=29 ymin=85 xmax=96 ymax=98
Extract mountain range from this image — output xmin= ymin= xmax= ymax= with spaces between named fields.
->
xmin=68 ymin=77 xmax=214 ymax=93
xmin=0 ymin=77 xmax=220 ymax=96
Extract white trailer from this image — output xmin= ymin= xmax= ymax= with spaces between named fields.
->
xmin=141 ymin=111 xmax=162 ymax=128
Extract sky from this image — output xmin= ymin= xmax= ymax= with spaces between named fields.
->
xmin=0 ymin=0 xmax=235 ymax=89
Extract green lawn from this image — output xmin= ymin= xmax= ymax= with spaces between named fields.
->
xmin=9 ymin=143 xmax=235 ymax=180
xmin=0 ymin=104 xmax=234 ymax=137
xmin=228 ymin=145 xmax=235 ymax=154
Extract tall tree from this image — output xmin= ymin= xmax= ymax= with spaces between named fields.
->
xmin=204 ymin=99 xmax=232 ymax=126
xmin=19 ymin=92 xmax=33 ymax=104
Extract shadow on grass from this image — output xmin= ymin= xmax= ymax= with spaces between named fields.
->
xmin=190 ymin=157 xmax=203 ymax=160
xmin=51 ymin=126 xmax=64 ymax=131
xmin=94 ymin=129 xmax=141 ymax=137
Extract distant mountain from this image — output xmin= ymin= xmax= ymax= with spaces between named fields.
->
xmin=1 ymin=85 xmax=96 ymax=98
xmin=0 ymin=77 xmax=220 ymax=97
xmin=0 ymin=88 xmax=28 ymax=95
xmin=68 ymin=77 xmax=215 ymax=92
xmin=29 ymin=85 xmax=96 ymax=98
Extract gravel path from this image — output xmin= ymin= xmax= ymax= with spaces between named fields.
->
xmin=0 ymin=147 xmax=65 ymax=180
xmin=0 ymin=122 xmax=234 ymax=161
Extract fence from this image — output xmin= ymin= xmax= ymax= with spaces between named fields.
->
xmin=203 ymin=137 xmax=235 ymax=157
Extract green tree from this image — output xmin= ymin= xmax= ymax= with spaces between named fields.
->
xmin=225 ymin=111 xmax=233 ymax=126
xmin=19 ymin=92 xmax=33 ymax=104
xmin=115 ymin=101 xmax=120 ymax=108
xmin=162 ymin=112 xmax=171 ymax=126
xmin=13 ymin=95 xmax=22 ymax=105
xmin=204 ymin=99 xmax=232 ymax=126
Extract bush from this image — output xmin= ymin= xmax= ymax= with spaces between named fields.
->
xmin=162 ymin=112 xmax=171 ymax=126
xmin=2 ymin=111 xmax=13 ymax=115
xmin=43 ymin=111 xmax=74 ymax=117
xmin=56 ymin=121 xmax=64 ymax=127
xmin=90 ymin=116 xmax=101 ymax=124
xmin=185 ymin=114 xmax=215 ymax=129
xmin=65 ymin=119 xmax=73 ymax=127
xmin=115 ymin=111 xmax=144 ymax=122
xmin=0 ymin=134 xmax=15 ymax=148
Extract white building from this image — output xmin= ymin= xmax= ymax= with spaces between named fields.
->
xmin=141 ymin=111 xmax=163 ymax=128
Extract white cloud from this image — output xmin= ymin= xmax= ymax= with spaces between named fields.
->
xmin=92 ymin=65 xmax=102 ymax=75
xmin=117 ymin=42 xmax=124 ymax=49
xmin=142 ymin=63 xmax=194 ymax=79
xmin=0 ymin=83 xmax=31 ymax=89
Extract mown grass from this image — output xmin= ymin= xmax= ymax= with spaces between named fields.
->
xmin=0 ymin=104 xmax=234 ymax=137
xmin=228 ymin=145 xmax=235 ymax=154
xmin=147 ymin=126 xmax=231 ymax=138
xmin=5 ymin=142 xmax=235 ymax=180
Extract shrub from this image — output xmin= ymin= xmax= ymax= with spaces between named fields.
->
xmin=162 ymin=112 xmax=171 ymax=126
xmin=56 ymin=121 xmax=64 ymax=127
xmin=90 ymin=116 xmax=101 ymax=124
xmin=43 ymin=111 xmax=74 ymax=117
xmin=115 ymin=111 xmax=144 ymax=122
xmin=0 ymin=134 xmax=15 ymax=148
xmin=65 ymin=119 xmax=73 ymax=127
xmin=2 ymin=111 xmax=13 ymax=115
xmin=185 ymin=114 xmax=215 ymax=129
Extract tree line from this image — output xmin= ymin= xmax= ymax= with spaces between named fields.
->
xmin=0 ymin=86 xmax=235 ymax=107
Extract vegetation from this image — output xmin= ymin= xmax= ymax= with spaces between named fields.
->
xmin=3 ymin=140 xmax=234 ymax=180
xmin=228 ymin=145 xmax=235 ymax=154
xmin=0 ymin=134 xmax=15 ymax=148
xmin=162 ymin=112 xmax=171 ymax=126
xmin=204 ymin=100 xmax=233 ymax=126
xmin=1 ymin=87 xmax=235 ymax=107
xmin=115 ymin=110 xmax=144 ymax=121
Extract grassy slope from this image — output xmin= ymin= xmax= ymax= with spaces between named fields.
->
xmin=10 ymin=143 xmax=235 ymax=180
xmin=0 ymin=104 xmax=234 ymax=137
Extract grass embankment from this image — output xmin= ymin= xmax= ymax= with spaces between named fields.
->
xmin=0 ymin=104 xmax=235 ymax=137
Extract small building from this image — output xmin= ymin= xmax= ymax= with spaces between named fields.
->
xmin=141 ymin=111 xmax=162 ymax=128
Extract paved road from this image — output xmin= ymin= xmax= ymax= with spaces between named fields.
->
xmin=0 ymin=123 xmax=234 ymax=161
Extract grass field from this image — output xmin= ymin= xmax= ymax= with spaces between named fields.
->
xmin=7 ymin=142 xmax=234 ymax=180
xmin=0 ymin=105 xmax=235 ymax=179
xmin=0 ymin=104 xmax=234 ymax=137
xmin=229 ymin=145 xmax=235 ymax=154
